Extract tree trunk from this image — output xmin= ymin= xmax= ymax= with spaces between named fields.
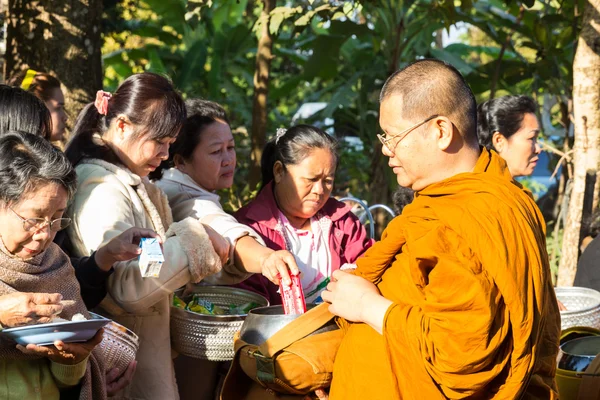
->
xmin=5 ymin=0 xmax=103 ymax=123
xmin=557 ymin=0 xmax=600 ymax=286
xmin=248 ymin=0 xmax=275 ymax=190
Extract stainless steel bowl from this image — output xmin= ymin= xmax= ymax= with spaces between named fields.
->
xmin=239 ymin=304 xmax=338 ymax=345
xmin=558 ymin=336 xmax=600 ymax=373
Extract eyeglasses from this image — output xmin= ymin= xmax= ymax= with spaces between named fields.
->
xmin=377 ymin=115 xmax=439 ymax=155
xmin=8 ymin=207 xmax=71 ymax=232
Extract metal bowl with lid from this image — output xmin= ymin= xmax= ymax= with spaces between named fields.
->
xmin=240 ymin=304 xmax=338 ymax=345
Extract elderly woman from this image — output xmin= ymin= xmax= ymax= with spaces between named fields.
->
xmin=477 ymin=95 xmax=542 ymax=177
xmin=235 ymin=125 xmax=374 ymax=304
xmin=65 ymin=73 xmax=226 ymax=400
xmin=0 ymin=131 xmax=105 ymax=399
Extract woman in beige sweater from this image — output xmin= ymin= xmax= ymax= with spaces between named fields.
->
xmin=64 ymin=73 xmax=231 ymax=400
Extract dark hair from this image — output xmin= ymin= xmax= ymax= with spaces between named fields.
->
xmin=7 ymin=70 xmax=62 ymax=103
xmin=261 ymin=125 xmax=339 ymax=188
xmin=151 ymin=99 xmax=229 ymax=180
xmin=0 ymin=131 xmax=76 ymax=204
xmin=392 ymin=186 xmax=414 ymax=215
xmin=0 ymin=85 xmax=53 ymax=140
xmin=477 ymin=95 xmax=537 ymax=150
xmin=380 ymin=59 xmax=478 ymax=146
xmin=65 ymin=72 xmax=186 ymax=166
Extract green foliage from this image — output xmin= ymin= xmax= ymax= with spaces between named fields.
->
xmin=101 ymin=0 xmax=581 ymax=209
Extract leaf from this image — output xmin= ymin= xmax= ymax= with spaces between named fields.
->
xmin=176 ymin=40 xmax=208 ymax=90
xmin=522 ymin=0 xmax=535 ymax=8
xmin=146 ymin=48 xmax=167 ymax=74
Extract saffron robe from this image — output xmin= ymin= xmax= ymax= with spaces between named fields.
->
xmin=330 ymin=149 xmax=560 ymax=399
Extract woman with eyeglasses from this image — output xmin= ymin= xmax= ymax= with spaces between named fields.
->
xmin=477 ymin=95 xmax=541 ymax=178
xmin=0 ymin=131 xmax=107 ymax=400
xmin=233 ymin=125 xmax=373 ymax=305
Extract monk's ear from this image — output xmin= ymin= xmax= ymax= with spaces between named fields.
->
xmin=492 ymin=132 xmax=507 ymax=154
xmin=432 ymin=116 xmax=454 ymax=151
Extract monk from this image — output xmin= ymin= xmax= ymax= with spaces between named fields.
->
xmin=321 ymin=59 xmax=561 ymax=399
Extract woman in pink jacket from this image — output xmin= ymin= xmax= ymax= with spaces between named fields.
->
xmin=235 ymin=125 xmax=373 ymax=304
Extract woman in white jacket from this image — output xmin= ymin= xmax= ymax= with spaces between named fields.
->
xmin=64 ymin=73 xmax=234 ymax=400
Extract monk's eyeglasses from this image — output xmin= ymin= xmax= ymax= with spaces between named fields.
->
xmin=8 ymin=207 xmax=71 ymax=232
xmin=377 ymin=114 xmax=439 ymax=155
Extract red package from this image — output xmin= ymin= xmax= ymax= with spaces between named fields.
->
xmin=280 ymin=274 xmax=307 ymax=315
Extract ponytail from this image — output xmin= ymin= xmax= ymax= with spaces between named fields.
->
xmin=65 ymin=103 xmax=118 ymax=166
xmin=260 ymin=139 xmax=279 ymax=188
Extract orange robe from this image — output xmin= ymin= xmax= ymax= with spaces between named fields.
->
xmin=330 ymin=149 xmax=560 ymax=399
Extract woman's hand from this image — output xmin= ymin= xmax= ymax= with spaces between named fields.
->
xmin=17 ymin=328 xmax=103 ymax=365
xmin=259 ymin=250 xmax=299 ymax=286
xmin=95 ymin=228 xmax=161 ymax=271
xmin=106 ymin=361 xmax=137 ymax=397
xmin=0 ymin=292 xmax=63 ymax=327
xmin=203 ymin=224 xmax=230 ymax=265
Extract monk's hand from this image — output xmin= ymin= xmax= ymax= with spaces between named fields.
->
xmin=304 ymin=388 xmax=329 ymax=400
xmin=259 ymin=250 xmax=299 ymax=286
xmin=0 ymin=292 xmax=63 ymax=327
xmin=17 ymin=328 xmax=103 ymax=365
xmin=203 ymin=223 xmax=231 ymax=265
xmin=321 ymin=270 xmax=381 ymax=322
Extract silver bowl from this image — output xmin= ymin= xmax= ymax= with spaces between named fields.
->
xmin=239 ymin=304 xmax=338 ymax=345
xmin=170 ymin=286 xmax=268 ymax=361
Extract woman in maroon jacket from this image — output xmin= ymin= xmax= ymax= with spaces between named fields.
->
xmin=235 ymin=125 xmax=373 ymax=304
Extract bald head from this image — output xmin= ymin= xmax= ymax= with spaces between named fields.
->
xmin=380 ymin=59 xmax=478 ymax=147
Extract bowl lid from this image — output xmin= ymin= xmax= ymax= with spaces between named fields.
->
xmin=561 ymin=336 xmax=600 ymax=356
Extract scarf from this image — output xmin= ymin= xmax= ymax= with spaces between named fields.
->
xmin=0 ymin=240 xmax=107 ymax=400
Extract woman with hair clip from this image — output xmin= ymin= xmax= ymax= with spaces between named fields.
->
xmin=477 ymin=95 xmax=542 ymax=177
xmin=234 ymin=125 xmax=373 ymax=306
xmin=65 ymin=73 xmax=232 ymax=400
xmin=8 ymin=69 xmax=68 ymax=142
xmin=155 ymin=99 xmax=300 ymax=400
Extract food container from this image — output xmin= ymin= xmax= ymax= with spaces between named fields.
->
xmin=97 ymin=318 xmax=139 ymax=372
xmin=170 ymin=286 xmax=268 ymax=361
xmin=556 ymin=335 xmax=600 ymax=400
xmin=239 ymin=304 xmax=338 ymax=345
xmin=555 ymin=287 xmax=600 ymax=330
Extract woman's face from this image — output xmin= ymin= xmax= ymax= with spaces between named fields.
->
xmin=274 ymin=147 xmax=336 ymax=221
xmin=112 ymin=119 xmax=175 ymax=177
xmin=495 ymin=112 xmax=541 ymax=177
xmin=0 ymin=182 xmax=67 ymax=259
xmin=45 ymin=88 xmax=67 ymax=142
xmin=176 ymin=120 xmax=236 ymax=191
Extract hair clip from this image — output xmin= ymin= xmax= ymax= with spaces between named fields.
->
xmin=94 ymin=90 xmax=112 ymax=116
xmin=275 ymin=128 xmax=287 ymax=144
xmin=21 ymin=69 xmax=37 ymax=90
